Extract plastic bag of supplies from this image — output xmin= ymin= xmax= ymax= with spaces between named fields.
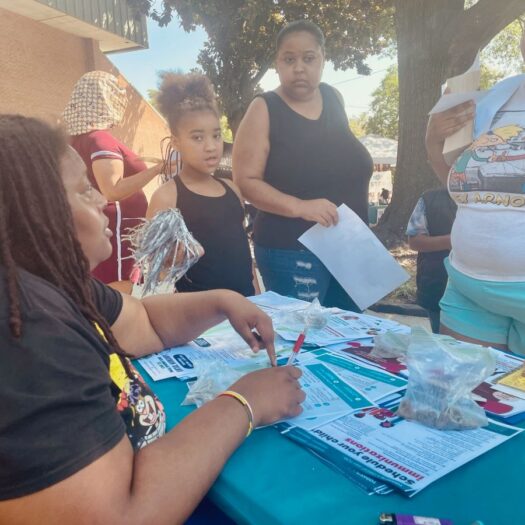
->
xmin=397 ymin=327 xmax=495 ymax=430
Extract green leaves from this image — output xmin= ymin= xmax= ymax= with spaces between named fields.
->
xmin=134 ymin=0 xmax=395 ymax=133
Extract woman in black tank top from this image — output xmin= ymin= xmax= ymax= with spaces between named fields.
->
xmin=233 ymin=21 xmax=372 ymax=309
xmin=147 ymin=73 xmax=255 ymax=296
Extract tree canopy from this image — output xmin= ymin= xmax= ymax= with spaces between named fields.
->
xmin=131 ymin=0 xmax=525 ymax=243
xmin=366 ymin=65 xmax=398 ymax=140
xmin=364 ymin=62 xmax=505 ymax=141
xmin=130 ymin=0 xmax=395 ymax=131
xmin=376 ymin=0 xmax=525 ymax=243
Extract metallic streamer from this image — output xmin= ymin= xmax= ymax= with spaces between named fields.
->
xmin=125 ymin=208 xmax=203 ymax=296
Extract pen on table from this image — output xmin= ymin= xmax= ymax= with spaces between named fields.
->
xmin=286 ymin=327 xmax=308 ymax=366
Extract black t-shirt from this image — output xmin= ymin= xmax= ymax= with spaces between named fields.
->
xmin=0 ymin=268 xmax=165 ymax=501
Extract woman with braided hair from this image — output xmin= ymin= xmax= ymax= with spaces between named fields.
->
xmin=0 ymin=115 xmax=304 ymax=524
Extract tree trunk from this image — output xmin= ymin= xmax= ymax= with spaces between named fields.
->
xmin=377 ymin=0 xmax=525 ymax=246
xmin=228 ymin=108 xmax=245 ymax=138
xmin=375 ymin=0 xmax=464 ymax=246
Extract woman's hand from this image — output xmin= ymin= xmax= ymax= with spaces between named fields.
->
xmin=229 ymin=366 xmax=305 ymax=426
xmin=425 ymin=100 xmax=475 ymax=184
xmin=219 ymin=292 xmax=277 ymax=366
xmin=295 ymin=198 xmax=339 ymax=227
xmin=425 ymin=100 xmax=475 ymax=153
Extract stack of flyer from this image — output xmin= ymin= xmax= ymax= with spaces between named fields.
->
xmin=137 ymin=291 xmax=525 ymax=497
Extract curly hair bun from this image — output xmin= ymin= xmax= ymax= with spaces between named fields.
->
xmin=157 ymin=73 xmax=218 ymax=132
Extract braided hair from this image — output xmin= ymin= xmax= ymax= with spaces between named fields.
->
xmin=0 ymin=114 xmax=122 ymax=355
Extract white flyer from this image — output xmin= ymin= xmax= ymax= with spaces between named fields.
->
xmin=298 ymin=204 xmax=409 ymax=310
xmin=138 ymin=328 xmax=290 ymax=381
xmin=281 ymin=405 xmax=522 ymax=496
xmin=249 ymin=290 xmax=309 ymax=316
xmin=274 ymin=309 xmax=407 ymax=346
xmin=307 ymin=349 xmax=407 ymax=402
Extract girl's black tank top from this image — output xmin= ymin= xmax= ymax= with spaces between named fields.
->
xmin=253 ymin=83 xmax=373 ymax=249
xmin=174 ymin=176 xmax=254 ymax=296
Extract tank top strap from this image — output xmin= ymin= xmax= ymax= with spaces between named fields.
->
xmin=256 ymin=91 xmax=282 ymax=112
xmin=173 ymin=174 xmax=187 ymax=194
xmin=256 ymin=92 xmax=284 ymax=142
xmin=215 ymin=177 xmax=239 ymax=202
xmin=319 ymin=83 xmax=346 ymax=125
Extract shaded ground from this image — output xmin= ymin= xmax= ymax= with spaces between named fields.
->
xmin=370 ymin=244 xmax=432 ymax=330
xmin=367 ymin=308 xmax=430 ymax=331
xmin=385 ymin=244 xmax=417 ymax=304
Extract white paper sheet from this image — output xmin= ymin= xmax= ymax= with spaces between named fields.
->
xmin=280 ymin=405 xmax=522 ymax=496
xmin=298 ymin=205 xmax=409 ymax=310
xmin=138 ymin=326 xmax=290 ymax=381
xmin=429 ymin=53 xmax=481 ymax=116
xmin=429 ymin=90 xmax=486 ymax=115
xmin=274 ymin=310 xmax=406 ymax=346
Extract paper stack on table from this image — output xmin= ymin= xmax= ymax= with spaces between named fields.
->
xmin=279 ymin=398 xmax=522 ymax=498
xmin=138 ymin=292 xmax=408 ymax=381
xmin=136 ymin=291 xmax=525 ymax=498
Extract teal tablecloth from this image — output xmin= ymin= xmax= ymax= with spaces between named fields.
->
xmin=136 ymin=362 xmax=525 ymax=525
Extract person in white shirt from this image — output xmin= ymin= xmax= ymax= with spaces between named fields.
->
xmin=425 ymin=35 xmax=525 ymax=355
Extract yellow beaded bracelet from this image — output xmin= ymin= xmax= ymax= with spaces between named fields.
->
xmin=217 ymin=390 xmax=254 ymax=437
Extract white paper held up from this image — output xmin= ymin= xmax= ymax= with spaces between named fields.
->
xmin=298 ymin=204 xmax=409 ymax=311
xmin=441 ymin=55 xmax=480 ymax=165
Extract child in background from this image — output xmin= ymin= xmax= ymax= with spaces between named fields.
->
xmin=147 ymin=73 xmax=256 ymax=296
xmin=406 ymin=188 xmax=457 ymax=333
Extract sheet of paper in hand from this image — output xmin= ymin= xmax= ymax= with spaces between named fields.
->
xmin=440 ymin=54 xmax=480 ymax=165
xmin=298 ymin=204 xmax=409 ymax=310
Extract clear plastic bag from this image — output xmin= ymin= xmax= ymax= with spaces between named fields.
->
xmin=397 ymin=327 xmax=496 ymax=430
xmin=276 ymin=298 xmax=330 ymax=333
xmin=370 ymin=332 xmax=411 ymax=359
xmin=181 ymin=362 xmax=245 ymax=408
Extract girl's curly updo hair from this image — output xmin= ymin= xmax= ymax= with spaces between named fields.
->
xmin=157 ymin=73 xmax=219 ymax=134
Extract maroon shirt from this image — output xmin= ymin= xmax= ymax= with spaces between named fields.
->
xmin=71 ymin=130 xmax=148 ymax=283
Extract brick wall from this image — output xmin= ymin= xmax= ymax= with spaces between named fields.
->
xmin=0 ymin=7 xmax=169 ymax=168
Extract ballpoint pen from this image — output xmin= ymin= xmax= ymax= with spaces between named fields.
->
xmin=286 ymin=327 xmax=308 ymax=366
xmin=285 ymin=299 xmax=328 ymax=366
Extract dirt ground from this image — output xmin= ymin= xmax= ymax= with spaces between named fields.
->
xmin=386 ymin=244 xmax=418 ymax=304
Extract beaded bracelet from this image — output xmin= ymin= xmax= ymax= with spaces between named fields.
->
xmin=217 ymin=390 xmax=255 ymax=437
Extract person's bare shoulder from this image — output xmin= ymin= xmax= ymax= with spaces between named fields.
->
xmin=147 ymin=180 xmax=178 ymax=219
xmin=240 ymin=97 xmax=269 ymax=130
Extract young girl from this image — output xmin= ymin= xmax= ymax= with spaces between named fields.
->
xmin=147 ymin=73 xmax=256 ymax=296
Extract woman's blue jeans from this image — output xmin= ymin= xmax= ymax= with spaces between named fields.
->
xmin=254 ymin=244 xmax=359 ymax=312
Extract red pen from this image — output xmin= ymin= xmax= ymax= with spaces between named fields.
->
xmin=286 ymin=328 xmax=308 ymax=365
